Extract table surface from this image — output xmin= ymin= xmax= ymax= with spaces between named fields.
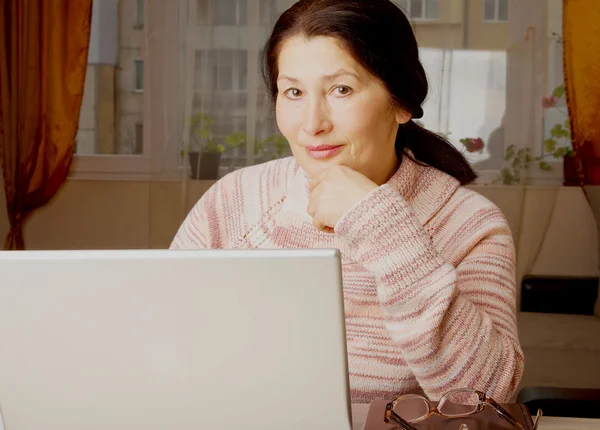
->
xmin=350 ymin=404 xmax=600 ymax=430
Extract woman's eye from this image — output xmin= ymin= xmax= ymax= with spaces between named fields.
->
xmin=335 ymin=86 xmax=352 ymax=96
xmin=285 ymin=88 xmax=302 ymax=98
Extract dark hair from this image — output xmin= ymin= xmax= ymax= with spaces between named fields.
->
xmin=261 ymin=0 xmax=477 ymax=185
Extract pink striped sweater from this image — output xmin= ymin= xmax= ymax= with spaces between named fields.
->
xmin=171 ymin=156 xmax=524 ymax=404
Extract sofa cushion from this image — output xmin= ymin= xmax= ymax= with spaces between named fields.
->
xmin=517 ymin=311 xmax=600 ymax=352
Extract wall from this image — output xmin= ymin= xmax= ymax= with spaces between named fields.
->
xmin=467 ymin=0 xmax=510 ymax=50
xmin=413 ymin=23 xmax=464 ymax=49
xmin=0 ymin=179 xmax=212 ymax=251
xmin=1 ymin=180 xmax=598 ymax=290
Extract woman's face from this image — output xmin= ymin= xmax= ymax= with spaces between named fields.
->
xmin=275 ymin=35 xmax=411 ymax=184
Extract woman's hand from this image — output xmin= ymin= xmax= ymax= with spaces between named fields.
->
xmin=307 ymin=165 xmax=378 ymax=232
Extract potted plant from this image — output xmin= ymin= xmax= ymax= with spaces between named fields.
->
xmin=182 ymin=113 xmax=225 ymax=180
xmin=459 ymin=136 xmax=536 ymax=185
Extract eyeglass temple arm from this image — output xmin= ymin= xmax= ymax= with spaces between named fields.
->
xmin=387 ymin=409 xmax=420 ymax=430
xmin=485 ymin=398 xmax=527 ymax=430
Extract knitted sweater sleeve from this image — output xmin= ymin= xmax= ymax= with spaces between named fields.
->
xmin=334 ymin=184 xmax=524 ymax=402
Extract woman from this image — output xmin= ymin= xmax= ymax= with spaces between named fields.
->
xmin=172 ymin=0 xmax=523 ymax=404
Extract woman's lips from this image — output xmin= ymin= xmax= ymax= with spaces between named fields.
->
xmin=305 ymin=145 xmax=344 ymax=159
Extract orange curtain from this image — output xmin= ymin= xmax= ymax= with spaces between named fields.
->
xmin=563 ymin=0 xmax=600 ymax=185
xmin=0 ymin=0 xmax=92 ymax=250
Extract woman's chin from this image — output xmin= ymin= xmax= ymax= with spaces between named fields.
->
xmin=303 ymin=159 xmax=347 ymax=178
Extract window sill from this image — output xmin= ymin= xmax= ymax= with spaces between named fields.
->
xmin=67 ymin=158 xmax=568 ymax=186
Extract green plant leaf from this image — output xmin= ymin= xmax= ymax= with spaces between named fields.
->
xmin=552 ymin=84 xmax=565 ymax=98
xmin=555 ymin=146 xmax=571 ymax=157
xmin=504 ymin=144 xmax=515 ymax=161
xmin=550 ymin=124 xmax=570 ymax=139
xmin=225 ymin=131 xmax=247 ymax=148
xmin=538 ymin=161 xmax=552 ymax=171
xmin=564 ymin=119 xmax=571 ymax=129
xmin=550 ymin=124 xmax=563 ymax=138
xmin=500 ymin=168 xmax=515 ymax=185
xmin=544 ymin=138 xmax=557 ymax=153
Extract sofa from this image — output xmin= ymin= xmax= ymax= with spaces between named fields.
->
xmin=515 ymin=311 xmax=600 ymax=397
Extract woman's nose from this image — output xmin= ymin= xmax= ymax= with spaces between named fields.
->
xmin=302 ymin=98 xmax=333 ymax=136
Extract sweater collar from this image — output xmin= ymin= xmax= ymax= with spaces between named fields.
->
xmin=287 ymin=155 xmax=461 ymax=226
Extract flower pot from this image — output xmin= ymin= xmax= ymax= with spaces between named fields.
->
xmin=188 ymin=151 xmax=221 ymax=180
xmin=563 ymin=154 xmax=579 ymax=186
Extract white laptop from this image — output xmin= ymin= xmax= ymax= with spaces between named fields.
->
xmin=0 ymin=249 xmax=352 ymax=430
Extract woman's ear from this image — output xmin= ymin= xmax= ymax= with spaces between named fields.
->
xmin=395 ymin=109 xmax=412 ymax=125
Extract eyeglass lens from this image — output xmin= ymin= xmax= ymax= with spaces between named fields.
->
xmin=393 ymin=397 xmax=430 ymax=422
xmin=438 ymin=390 xmax=480 ymax=417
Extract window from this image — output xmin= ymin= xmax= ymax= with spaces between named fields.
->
xmin=135 ymin=0 xmax=144 ymax=27
xmin=395 ymin=0 xmax=440 ymax=20
xmin=134 ymin=59 xmax=143 ymax=92
xmin=197 ymin=0 xmax=253 ymax=26
xmin=483 ymin=0 xmax=508 ymax=22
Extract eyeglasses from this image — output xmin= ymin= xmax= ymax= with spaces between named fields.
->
xmin=384 ymin=388 xmax=542 ymax=430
